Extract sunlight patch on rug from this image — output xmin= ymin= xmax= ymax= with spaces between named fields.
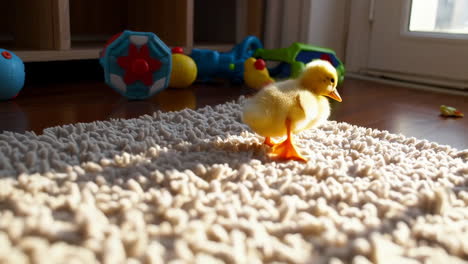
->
xmin=0 ymin=98 xmax=467 ymax=263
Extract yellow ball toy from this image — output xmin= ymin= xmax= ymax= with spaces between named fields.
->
xmin=169 ymin=47 xmax=197 ymax=88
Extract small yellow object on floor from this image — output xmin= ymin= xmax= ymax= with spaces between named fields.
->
xmin=440 ymin=105 xmax=464 ymax=117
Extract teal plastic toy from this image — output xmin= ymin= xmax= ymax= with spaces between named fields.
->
xmin=190 ymin=36 xmax=263 ymax=83
xmin=100 ymin=30 xmax=172 ymax=100
xmin=0 ymin=49 xmax=25 ymax=100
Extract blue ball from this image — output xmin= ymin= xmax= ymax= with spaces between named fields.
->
xmin=0 ymin=49 xmax=25 ymax=100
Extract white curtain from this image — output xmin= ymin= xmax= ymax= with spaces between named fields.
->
xmin=263 ymin=0 xmax=349 ymax=60
xmin=263 ymin=0 xmax=310 ymax=49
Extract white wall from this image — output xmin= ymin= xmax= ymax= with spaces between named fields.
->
xmin=345 ymin=0 xmax=371 ymax=73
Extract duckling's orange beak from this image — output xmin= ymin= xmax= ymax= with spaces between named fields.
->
xmin=327 ymin=90 xmax=342 ymax=102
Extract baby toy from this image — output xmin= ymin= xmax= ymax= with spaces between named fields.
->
xmin=440 ymin=105 xmax=464 ymax=117
xmin=190 ymin=36 xmax=263 ymax=83
xmin=169 ymin=47 xmax=197 ymax=88
xmin=100 ymin=30 xmax=172 ymax=100
xmin=0 ymin=49 xmax=25 ymax=100
xmin=255 ymin=42 xmax=345 ymax=85
xmin=243 ymin=58 xmax=274 ymax=90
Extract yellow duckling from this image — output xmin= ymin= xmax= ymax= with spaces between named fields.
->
xmin=242 ymin=59 xmax=342 ymax=162
xmin=243 ymin=57 xmax=274 ymax=90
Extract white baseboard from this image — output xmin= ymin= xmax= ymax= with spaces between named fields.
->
xmin=347 ymin=72 xmax=468 ymax=97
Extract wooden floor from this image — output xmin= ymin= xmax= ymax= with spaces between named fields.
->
xmin=1 ymin=74 xmax=467 ymax=150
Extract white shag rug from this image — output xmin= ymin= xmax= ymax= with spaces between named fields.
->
xmin=0 ymin=98 xmax=467 ymax=264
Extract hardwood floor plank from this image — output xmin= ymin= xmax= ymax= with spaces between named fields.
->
xmin=331 ymin=78 xmax=467 ymax=149
xmin=0 ymin=77 xmax=466 ymax=150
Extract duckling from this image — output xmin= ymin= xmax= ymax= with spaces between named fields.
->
xmin=242 ymin=59 xmax=342 ymax=162
xmin=243 ymin=57 xmax=274 ymax=90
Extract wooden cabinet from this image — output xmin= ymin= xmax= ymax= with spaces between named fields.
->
xmin=0 ymin=0 xmax=263 ymax=62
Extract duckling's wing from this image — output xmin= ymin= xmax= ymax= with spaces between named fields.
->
xmin=303 ymin=96 xmax=331 ymax=130
xmin=289 ymin=92 xmax=319 ymax=132
xmin=295 ymin=94 xmax=305 ymax=113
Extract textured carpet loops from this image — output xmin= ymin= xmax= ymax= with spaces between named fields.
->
xmin=0 ymin=98 xmax=467 ymax=263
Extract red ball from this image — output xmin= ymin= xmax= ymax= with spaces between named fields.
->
xmin=172 ymin=47 xmax=184 ymax=54
xmin=254 ymin=59 xmax=266 ymax=70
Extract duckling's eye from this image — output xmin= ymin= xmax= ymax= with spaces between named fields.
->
xmin=330 ymin=78 xmax=335 ymax=83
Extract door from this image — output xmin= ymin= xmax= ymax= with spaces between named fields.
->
xmin=365 ymin=0 xmax=468 ymax=89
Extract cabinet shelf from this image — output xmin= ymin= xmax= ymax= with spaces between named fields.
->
xmin=13 ymin=46 xmax=101 ymax=63
xmin=13 ymin=44 xmax=236 ymax=63
xmin=0 ymin=0 xmax=264 ymax=62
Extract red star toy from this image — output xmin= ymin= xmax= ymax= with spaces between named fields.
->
xmin=117 ymin=44 xmax=162 ymax=86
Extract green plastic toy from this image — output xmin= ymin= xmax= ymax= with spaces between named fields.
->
xmin=254 ymin=42 xmax=345 ymax=85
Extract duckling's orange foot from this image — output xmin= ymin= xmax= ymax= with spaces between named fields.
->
xmin=269 ymin=138 xmax=307 ymax=162
xmin=263 ymin=137 xmax=278 ymax=147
